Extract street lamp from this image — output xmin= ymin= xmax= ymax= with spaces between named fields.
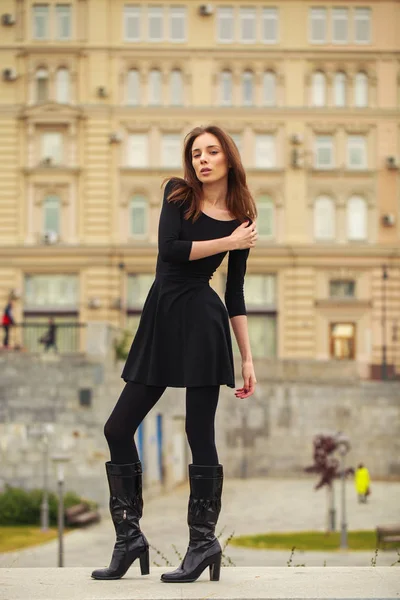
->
xmin=336 ymin=434 xmax=351 ymax=550
xmin=40 ymin=424 xmax=54 ymax=531
xmin=381 ymin=265 xmax=388 ymax=380
xmin=51 ymin=453 xmax=71 ymax=567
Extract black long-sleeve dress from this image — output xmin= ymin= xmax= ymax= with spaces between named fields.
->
xmin=121 ymin=181 xmax=250 ymax=388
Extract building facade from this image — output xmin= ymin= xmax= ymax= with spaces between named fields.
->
xmin=0 ymin=0 xmax=399 ymax=375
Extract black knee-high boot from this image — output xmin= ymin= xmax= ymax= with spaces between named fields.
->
xmin=161 ymin=464 xmax=223 ymax=583
xmin=91 ymin=462 xmax=149 ymax=580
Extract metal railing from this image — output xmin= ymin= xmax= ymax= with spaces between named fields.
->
xmin=7 ymin=322 xmax=86 ymax=354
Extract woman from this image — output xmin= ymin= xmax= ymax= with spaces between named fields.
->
xmin=91 ymin=125 xmax=258 ymax=584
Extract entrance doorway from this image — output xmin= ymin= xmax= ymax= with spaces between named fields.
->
xmin=330 ymin=323 xmax=356 ymax=359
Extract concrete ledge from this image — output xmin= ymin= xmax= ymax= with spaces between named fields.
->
xmin=1 ymin=567 xmax=399 ymax=600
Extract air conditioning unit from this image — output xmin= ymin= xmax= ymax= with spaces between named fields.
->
xmin=109 ymin=132 xmax=122 ymax=143
xmin=2 ymin=14 xmax=16 ymax=26
xmin=290 ymin=133 xmax=303 ymax=145
xmin=2 ymin=68 xmax=17 ymax=81
xmin=43 ymin=231 xmax=59 ymax=245
xmin=199 ymin=4 xmax=214 ymax=16
xmin=386 ymin=156 xmax=399 ymax=170
xmin=97 ymin=86 xmax=107 ymax=98
xmin=381 ymin=214 xmax=395 ymax=227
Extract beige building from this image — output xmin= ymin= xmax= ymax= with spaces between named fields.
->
xmin=0 ymin=0 xmax=399 ymax=376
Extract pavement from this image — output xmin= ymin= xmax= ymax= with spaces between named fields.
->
xmin=1 ymin=478 xmax=399 ymax=570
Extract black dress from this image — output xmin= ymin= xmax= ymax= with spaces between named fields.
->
xmin=121 ymin=181 xmax=250 ymax=389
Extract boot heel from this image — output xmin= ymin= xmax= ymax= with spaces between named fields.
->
xmin=209 ymin=554 xmax=221 ymax=581
xmin=139 ymin=548 xmax=150 ymax=575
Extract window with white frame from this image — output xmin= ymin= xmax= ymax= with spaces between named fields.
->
xmin=347 ymin=196 xmax=367 ymax=240
xmin=314 ymin=135 xmax=334 ymax=169
xmin=127 ymin=134 xmax=148 ymax=168
xmin=230 ymin=132 xmax=242 ymax=154
xmin=257 ymin=196 xmax=274 ymax=239
xmin=148 ymin=6 xmax=163 ymax=41
xmin=126 ymin=273 xmax=154 ymax=336
xmin=354 ymin=72 xmax=368 ymax=107
xmin=36 ymin=68 xmax=49 ymax=103
xmin=169 ymin=6 xmax=186 ymax=41
xmin=148 ymin=69 xmax=162 ymax=105
xmin=33 ymin=5 xmax=49 ymax=39
xmin=354 ymin=7 xmax=371 ymax=44
xmin=309 ymin=7 xmax=327 ymax=44
xmin=255 ymin=134 xmax=276 ymax=169
xmin=263 ymin=71 xmax=276 ymax=106
xmin=43 ymin=195 xmax=61 ymax=235
xmin=311 ymin=71 xmax=326 ymax=107
xmin=170 ymin=69 xmax=183 ymax=106
xmin=25 ymin=274 xmax=78 ymax=310
xmin=329 ymin=280 xmax=355 ymax=298
xmin=129 ymin=194 xmax=147 ymax=237
xmin=333 ymin=72 xmax=346 ymax=107
xmin=262 ymin=7 xmax=278 ymax=44
xmin=240 ymin=7 xmax=256 ymax=43
xmin=41 ymin=132 xmax=63 ymax=164
xmin=219 ymin=70 xmax=233 ymax=106
xmin=124 ymin=5 xmax=141 ymax=41
xmin=347 ymin=135 xmax=367 ymax=170
xmin=332 ymin=7 xmax=348 ymax=44
xmin=55 ymin=68 xmax=70 ymax=103
xmin=161 ymin=133 xmax=181 ymax=167
xmin=242 ymin=70 xmax=254 ymax=106
xmin=217 ymin=6 xmax=234 ymax=43
xmin=126 ymin=69 xmax=140 ymax=105
xmin=314 ymin=196 xmax=335 ymax=241
xmin=55 ymin=4 xmax=71 ymax=40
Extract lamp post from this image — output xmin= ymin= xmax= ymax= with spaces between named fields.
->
xmin=40 ymin=424 xmax=54 ymax=531
xmin=336 ymin=434 xmax=351 ymax=550
xmin=381 ymin=265 xmax=388 ymax=380
xmin=51 ymin=453 xmax=71 ymax=567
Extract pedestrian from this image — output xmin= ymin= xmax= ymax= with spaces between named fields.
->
xmin=355 ymin=463 xmax=371 ymax=503
xmin=91 ymin=125 xmax=258 ymax=584
xmin=39 ymin=317 xmax=58 ymax=352
xmin=2 ymin=298 xmax=15 ymax=348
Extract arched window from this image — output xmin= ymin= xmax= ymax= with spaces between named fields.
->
xmin=170 ymin=69 xmax=183 ymax=106
xmin=126 ymin=69 xmax=140 ymax=105
xmin=333 ymin=72 xmax=346 ymax=107
xmin=36 ymin=68 xmax=49 ymax=103
xmin=354 ymin=72 xmax=368 ymax=107
xmin=347 ymin=196 xmax=367 ymax=240
xmin=314 ymin=196 xmax=335 ymax=240
xmin=219 ymin=70 xmax=232 ymax=106
xmin=130 ymin=194 xmax=147 ymax=237
xmin=148 ymin=69 xmax=162 ymax=106
xmin=311 ymin=71 xmax=326 ymax=107
xmin=242 ymin=70 xmax=254 ymax=106
xmin=257 ymin=195 xmax=275 ymax=239
xmin=55 ymin=68 xmax=70 ymax=104
xmin=43 ymin=195 xmax=61 ymax=235
xmin=263 ymin=71 xmax=276 ymax=106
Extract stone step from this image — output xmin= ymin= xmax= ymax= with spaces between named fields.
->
xmin=1 ymin=567 xmax=399 ymax=600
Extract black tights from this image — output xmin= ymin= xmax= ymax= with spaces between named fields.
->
xmin=104 ymin=382 xmax=220 ymax=466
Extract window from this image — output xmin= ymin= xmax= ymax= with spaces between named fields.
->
xmin=170 ymin=69 xmax=183 ymax=106
xmin=217 ymin=6 xmax=234 ymax=43
xmin=55 ymin=68 xmax=70 ymax=103
xmin=55 ymin=4 xmax=71 ymax=40
xmin=33 ymin=5 xmax=49 ymax=40
xmin=230 ymin=132 xmax=242 ymax=154
xmin=332 ymin=8 xmax=348 ymax=44
xmin=127 ymin=273 xmax=154 ymax=336
xmin=347 ymin=135 xmax=367 ymax=170
xmin=41 ymin=132 xmax=63 ymax=164
xmin=311 ymin=71 xmax=326 ymax=107
xmin=354 ymin=72 xmax=368 ymax=107
xmin=329 ymin=280 xmax=355 ymax=298
xmin=314 ymin=196 xmax=335 ymax=241
xmin=25 ymin=274 xmax=78 ymax=310
xmin=43 ymin=195 xmax=61 ymax=235
xmin=347 ymin=196 xmax=367 ymax=240
xmin=169 ymin=6 xmax=186 ymax=42
xmin=333 ymin=72 xmax=346 ymax=107
xmin=161 ymin=133 xmax=181 ymax=167
xmin=220 ymin=70 xmax=233 ymax=106
xmin=126 ymin=69 xmax=140 ymax=105
xmin=148 ymin=6 xmax=163 ymax=41
xmin=255 ymin=134 xmax=276 ymax=169
xmin=124 ymin=5 xmax=141 ymax=41
xmin=242 ymin=70 xmax=254 ymax=106
xmin=354 ymin=7 xmax=371 ymax=44
xmin=127 ymin=134 xmax=148 ymax=167
xmin=257 ymin=196 xmax=274 ymax=239
xmin=148 ymin=69 xmax=162 ymax=105
xmin=130 ymin=195 xmax=147 ymax=237
xmin=310 ymin=7 xmax=326 ymax=44
xmin=240 ymin=7 xmax=256 ymax=43
xmin=36 ymin=68 xmax=49 ymax=103
xmin=262 ymin=7 xmax=278 ymax=44
xmin=314 ymin=135 xmax=334 ymax=169
xmin=263 ymin=71 xmax=276 ymax=106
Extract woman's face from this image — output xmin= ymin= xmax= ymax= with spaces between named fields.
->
xmin=191 ymin=132 xmax=229 ymax=184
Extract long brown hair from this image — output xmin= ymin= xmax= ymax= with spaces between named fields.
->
xmin=162 ymin=125 xmax=257 ymax=223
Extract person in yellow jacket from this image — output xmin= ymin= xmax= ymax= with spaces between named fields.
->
xmin=355 ymin=463 xmax=370 ymax=503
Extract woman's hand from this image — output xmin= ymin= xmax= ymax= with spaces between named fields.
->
xmin=229 ymin=221 xmax=258 ymax=250
xmin=235 ymin=361 xmax=257 ymax=399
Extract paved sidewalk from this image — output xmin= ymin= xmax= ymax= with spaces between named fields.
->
xmin=1 ymin=478 xmax=399 ymax=569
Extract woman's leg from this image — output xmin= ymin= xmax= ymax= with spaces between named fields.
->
xmin=185 ymin=385 xmax=220 ymax=465
xmin=104 ymin=381 xmax=166 ymax=464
